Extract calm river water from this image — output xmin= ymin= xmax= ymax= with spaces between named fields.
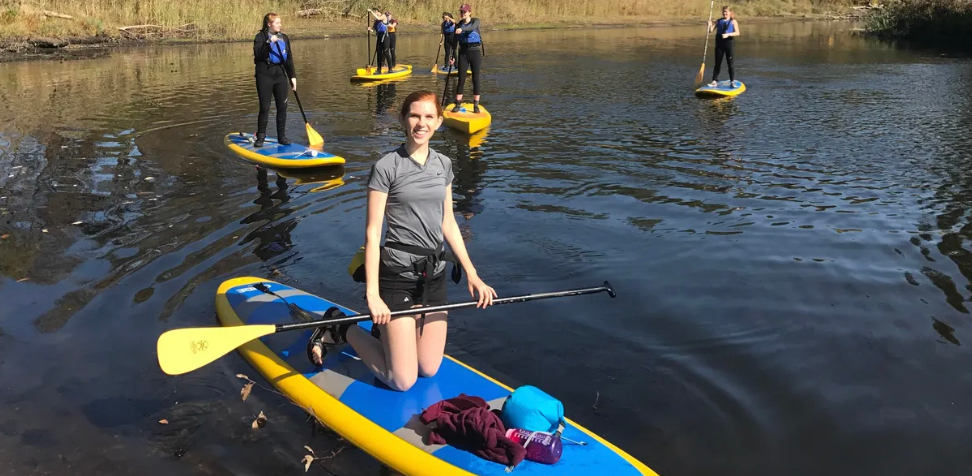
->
xmin=0 ymin=20 xmax=970 ymax=476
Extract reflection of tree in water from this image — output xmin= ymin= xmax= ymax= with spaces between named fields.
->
xmin=239 ymin=168 xmax=299 ymax=263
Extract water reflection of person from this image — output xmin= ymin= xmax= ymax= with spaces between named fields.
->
xmin=448 ymin=130 xmax=488 ymax=222
xmin=376 ymin=81 xmax=397 ymax=117
xmin=239 ymin=167 xmax=298 ymax=262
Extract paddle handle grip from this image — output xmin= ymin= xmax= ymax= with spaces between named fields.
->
xmin=274 ymin=281 xmax=616 ymax=333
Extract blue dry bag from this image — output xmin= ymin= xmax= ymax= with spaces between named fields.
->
xmin=500 ymin=385 xmax=565 ymax=434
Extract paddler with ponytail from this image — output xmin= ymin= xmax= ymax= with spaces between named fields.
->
xmin=707 ymin=5 xmax=740 ymax=88
xmin=449 ymin=3 xmax=484 ymax=113
xmin=252 ymin=13 xmax=297 ymax=146
xmin=311 ymin=90 xmax=496 ymax=392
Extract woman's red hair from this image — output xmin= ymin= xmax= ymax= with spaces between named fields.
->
xmin=399 ymin=90 xmax=443 ymax=120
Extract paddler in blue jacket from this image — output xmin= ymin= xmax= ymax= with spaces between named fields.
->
xmin=439 ymin=12 xmax=457 ymax=71
xmin=449 ymin=4 xmax=484 ymax=113
xmin=707 ymin=5 xmax=740 ymax=88
xmin=368 ymin=7 xmax=393 ymax=74
xmin=252 ymin=12 xmax=297 ymax=147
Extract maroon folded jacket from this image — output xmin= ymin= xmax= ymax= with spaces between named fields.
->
xmin=419 ymin=393 xmax=526 ymax=467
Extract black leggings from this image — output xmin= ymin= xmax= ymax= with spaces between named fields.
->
xmin=388 ymin=32 xmax=397 ymax=67
xmin=456 ymin=44 xmax=483 ymax=97
xmin=255 ymin=64 xmax=289 ymax=138
xmin=713 ymin=39 xmax=735 ymax=82
xmin=442 ymin=33 xmax=456 ymax=65
xmin=375 ymin=33 xmax=392 ymax=71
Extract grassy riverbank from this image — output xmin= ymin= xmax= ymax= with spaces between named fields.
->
xmin=1 ymin=0 xmax=861 ymax=46
xmin=865 ymin=0 xmax=972 ymax=44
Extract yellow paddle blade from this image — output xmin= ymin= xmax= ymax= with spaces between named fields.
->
xmin=695 ymin=62 xmax=705 ymax=84
xmin=306 ymin=123 xmax=324 ymax=147
xmin=156 ymin=324 xmax=276 ymax=376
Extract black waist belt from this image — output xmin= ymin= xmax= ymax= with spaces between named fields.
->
xmin=460 ymin=42 xmax=481 ymax=47
xmin=382 ymin=241 xmax=463 ymax=306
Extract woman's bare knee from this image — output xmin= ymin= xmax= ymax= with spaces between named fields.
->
xmin=418 ymin=356 xmax=443 ymax=378
xmin=389 ymin=371 xmax=418 ymax=392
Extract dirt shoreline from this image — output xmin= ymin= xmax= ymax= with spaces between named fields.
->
xmin=0 ymin=13 xmax=864 ymax=63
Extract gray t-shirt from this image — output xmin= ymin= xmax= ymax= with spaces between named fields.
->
xmin=368 ymin=146 xmax=455 ymax=277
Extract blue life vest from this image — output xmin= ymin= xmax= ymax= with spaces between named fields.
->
xmin=458 ymin=20 xmax=481 ymax=44
xmin=716 ymin=18 xmax=735 ymax=37
xmin=500 ymin=386 xmax=565 ymax=434
xmin=269 ymin=37 xmax=288 ymax=64
xmin=374 ymin=19 xmax=387 ymax=34
xmin=442 ymin=20 xmax=455 ymax=34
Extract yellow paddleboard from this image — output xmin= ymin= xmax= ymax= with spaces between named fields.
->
xmin=351 ymin=64 xmax=413 ymax=82
xmin=442 ymin=103 xmax=492 ymax=135
xmin=432 ymin=64 xmax=472 ymax=76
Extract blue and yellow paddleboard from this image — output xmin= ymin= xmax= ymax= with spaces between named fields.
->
xmin=216 ymin=277 xmax=658 ymax=476
xmin=224 ymin=132 xmax=345 ymax=168
xmin=432 ymin=64 xmax=472 ymax=76
xmin=694 ymin=80 xmax=746 ymax=98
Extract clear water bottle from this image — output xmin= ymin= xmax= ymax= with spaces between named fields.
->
xmin=505 ymin=428 xmax=563 ymax=464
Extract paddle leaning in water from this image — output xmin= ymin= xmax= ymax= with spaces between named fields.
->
xmin=695 ymin=0 xmax=716 ymax=84
xmin=281 ymin=66 xmax=324 ymax=147
xmin=156 ymin=282 xmax=616 ymax=376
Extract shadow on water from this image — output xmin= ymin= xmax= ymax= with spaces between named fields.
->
xmin=1 ymin=20 xmax=972 ymax=476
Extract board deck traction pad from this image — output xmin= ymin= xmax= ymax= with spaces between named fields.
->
xmin=217 ymin=277 xmax=658 ymax=476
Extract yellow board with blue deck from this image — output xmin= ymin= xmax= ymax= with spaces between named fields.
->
xmin=216 ymin=276 xmax=658 ymax=476
xmin=351 ymin=64 xmax=413 ymax=82
xmin=224 ymin=132 xmax=345 ymax=168
xmin=695 ymin=80 xmax=747 ymax=98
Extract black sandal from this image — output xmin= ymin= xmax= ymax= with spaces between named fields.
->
xmin=306 ymin=307 xmax=349 ymax=365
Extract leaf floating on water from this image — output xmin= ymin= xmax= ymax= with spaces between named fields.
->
xmin=302 ymin=455 xmax=314 ymax=472
xmin=252 ymin=411 xmax=267 ymax=429
xmin=304 ymin=445 xmax=315 ymax=455
xmin=241 ymin=382 xmax=254 ymax=401
xmin=17 ymin=278 xmax=29 ymax=282
xmin=41 ymin=229 xmax=48 ymax=233
xmin=1 ymin=234 xmax=9 ymax=239
xmin=159 ymin=419 xmax=169 ymax=425
xmin=71 ymin=221 xmax=83 ymax=225
xmin=236 ymin=373 xmax=249 ymax=380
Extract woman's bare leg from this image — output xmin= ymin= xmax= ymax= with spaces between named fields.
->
xmin=416 ymin=310 xmax=448 ymax=377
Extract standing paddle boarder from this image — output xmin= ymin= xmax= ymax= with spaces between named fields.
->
xmin=449 ymin=4 xmax=484 ymax=113
xmin=367 ymin=8 xmax=393 ymax=74
xmin=252 ymin=13 xmax=297 ymax=146
xmin=308 ymin=90 xmax=496 ymax=392
xmin=707 ymin=5 xmax=741 ymax=87
xmin=386 ymin=11 xmax=399 ymax=71
xmin=439 ymin=12 xmax=457 ymax=70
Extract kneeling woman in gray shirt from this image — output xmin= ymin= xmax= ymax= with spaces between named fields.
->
xmin=308 ymin=90 xmax=496 ymax=392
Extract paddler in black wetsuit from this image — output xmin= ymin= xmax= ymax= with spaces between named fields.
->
xmin=439 ymin=12 xmax=456 ymax=71
xmin=252 ymin=13 xmax=297 ymax=147
xmin=449 ymin=3 xmax=484 ymax=113
xmin=707 ymin=5 xmax=741 ymax=88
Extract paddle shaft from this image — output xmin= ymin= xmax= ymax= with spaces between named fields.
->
xmin=434 ymin=39 xmax=442 ymax=68
xmin=702 ymin=0 xmax=715 ymax=63
xmin=274 ymin=281 xmax=616 ymax=333
xmin=279 ymin=65 xmax=310 ymax=124
xmin=441 ymin=35 xmax=458 ymax=105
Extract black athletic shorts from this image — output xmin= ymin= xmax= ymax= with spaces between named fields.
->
xmin=378 ymin=269 xmax=448 ymax=312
